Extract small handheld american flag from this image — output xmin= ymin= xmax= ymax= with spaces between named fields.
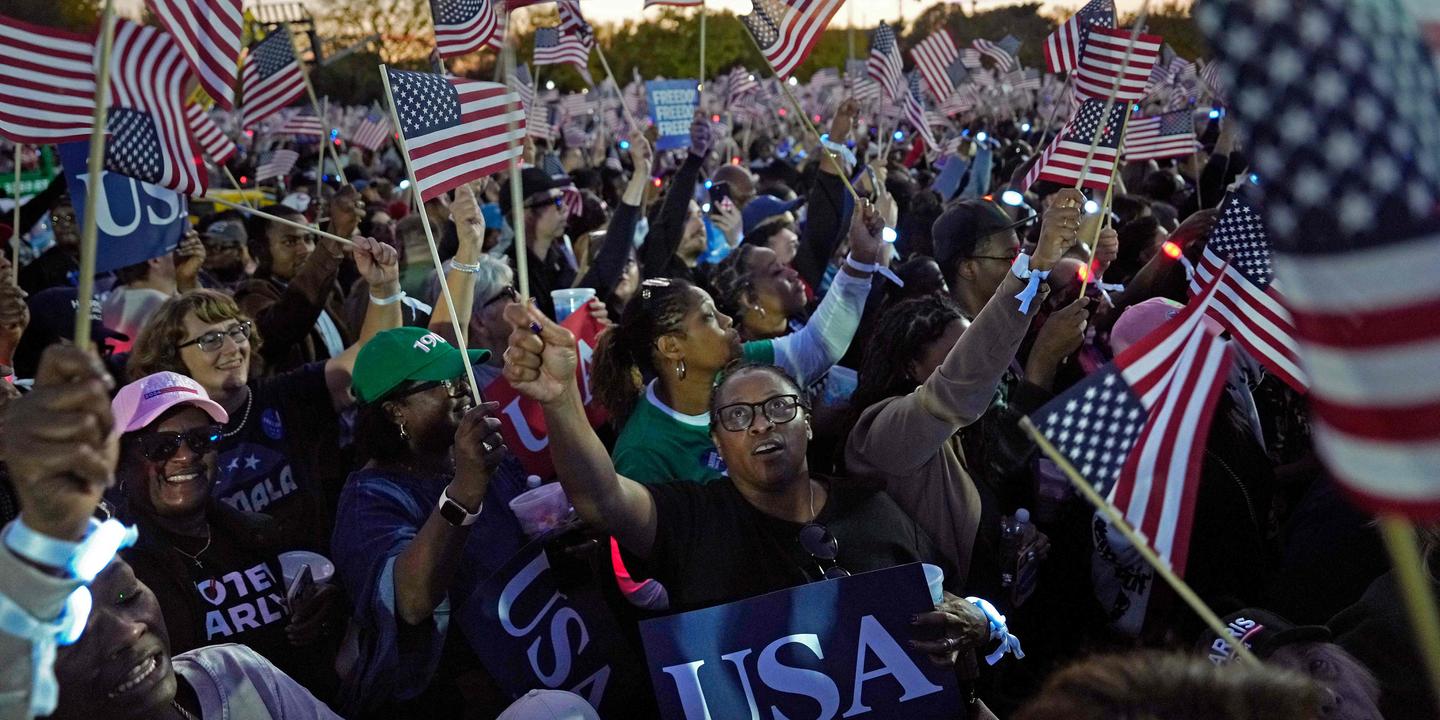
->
xmin=430 ymin=0 xmax=502 ymax=59
xmin=910 ymin=30 xmax=960 ymax=103
xmin=1044 ymin=0 xmax=1115 ymax=74
xmin=1023 ymin=98 xmax=1126 ymax=191
xmin=867 ymin=22 xmax=904 ymax=101
xmin=241 ymin=29 xmax=307 ymax=129
xmin=741 ymin=0 xmax=845 ymax=80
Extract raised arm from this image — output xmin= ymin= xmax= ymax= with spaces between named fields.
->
xmin=324 ymin=237 xmax=401 ymax=410
xmin=579 ymin=131 xmax=650 ymax=302
xmin=501 ymin=302 xmax=659 ymax=558
xmin=639 ymin=114 xmax=709 ymax=278
xmin=428 ymin=183 xmax=484 ymax=346
xmin=794 ymin=99 xmax=858 ymax=289
xmin=238 ymin=234 xmax=345 ymax=362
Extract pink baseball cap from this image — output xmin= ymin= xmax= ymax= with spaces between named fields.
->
xmin=1110 ymin=297 xmax=1224 ymax=356
xmin=111 ymin=372 xmax=229 ymax=434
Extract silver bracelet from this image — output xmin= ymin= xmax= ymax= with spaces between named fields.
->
xmin=450 ymin=259 xmax=483 ymax=274
xmin=370 ymin=290 xmax=406 ymax=306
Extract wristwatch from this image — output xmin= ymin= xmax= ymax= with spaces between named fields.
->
xmin=437 ymin=487 xmax=482 ymax=527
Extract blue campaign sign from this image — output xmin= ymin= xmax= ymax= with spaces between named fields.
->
xmin=639 ymin=563 xmax=962 ymax=719
xmin=57 ymin=142 xmax=187 ymax=273
xmin=646 ymin=79 xmax=699 ymax=152
xmin=457 ymin=538 xmax=651 ymax=716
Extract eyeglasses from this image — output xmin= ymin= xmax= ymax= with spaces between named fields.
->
xmin=483 ymin=285 xmax=519 ymax=309
xmin=798 ymin=522 xmax=850 ymax=581
xmin=390 ymin=376 xmax=473 ymax=402
xmin=137 ymin=425 xmax=223 ymax=463
xmin=178 ymin=322 xmax=252 ymax=353
xmin=715 ymin=394 xmax=806 ymax=433
xmin=970 ymin=247 xmax=1021 ymax=262
xmin=525 ymin=196 xmax=564 ymax=211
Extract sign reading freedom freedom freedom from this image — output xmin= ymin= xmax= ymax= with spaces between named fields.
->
xmin=640 ymin=563 xmax=962 ymax=718
xmin=646 ymin=79 xmax=700 ymax=151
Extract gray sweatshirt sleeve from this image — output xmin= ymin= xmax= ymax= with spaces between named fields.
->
xmin=770 ymin=268 xmax=870 ymax=386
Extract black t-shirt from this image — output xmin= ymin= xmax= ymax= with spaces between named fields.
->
xmin=633 ymin=478 xmax=941 ymax=612
xmin=213 ymin=363 xmax=340 ymax=552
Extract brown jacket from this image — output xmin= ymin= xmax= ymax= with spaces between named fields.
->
xmin=845 ymin=273 xmax=1047 ymax=587
xmin=236 ymin=248 xmax=351 ymax=375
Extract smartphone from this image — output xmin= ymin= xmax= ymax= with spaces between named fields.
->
xmin=709 ymin=182 xmax=731 ymax=211
xmin=287 ymin=564 xmax=314 ymax=612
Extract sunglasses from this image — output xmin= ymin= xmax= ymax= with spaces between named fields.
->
xmin=388 ymin=376 xmax=474 ymax=403
xmin=483 ymin=285 xmax=519 ymax=308
xmin=178 ymin=322 xmax=252 ymax=353
xmin=525 ymin=196 xmax=564 ymax=211
xmin=715 ymin=394 xmax=806 ymax=433
xmin=137 ymin=425 xmax=224 ymax=463
xmin=798 ymin=522 xmax=850 ymax=581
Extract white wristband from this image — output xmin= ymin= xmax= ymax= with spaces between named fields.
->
xmin=3 ymin=517 xmax=138 ymax=581
xmin=370 ymin=290 xmax=406 ymax=306
xmin=450 ymin=259 xmax=482 ymax=274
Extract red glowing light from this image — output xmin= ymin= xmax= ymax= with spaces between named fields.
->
xmin=711 ymin=114 xmax=721 ymax=123
xmin=239 ymin=176 xmax=248 ymax=184
xmin=812 ymin=114 xmax=821 ymax=123
xmin=651 ymin=177 xmax=662 ymax=188
xmin=777 ymin=108 xmax=787 ymax=117
xmin=730 ymin=157 xmax=741 ymax=166
xmin=1162 ymin=241 xmax=1182 ymax=259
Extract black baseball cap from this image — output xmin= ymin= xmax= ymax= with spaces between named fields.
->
xmin=931 ymin=199 xmax=1026 ymax=268
xmin=12 ymin=287 xmax=128 ymax=378
xmin=500 ymin=167 xmax=569 ymax=212
xmin=1196 ymin=608 xmax=1332 ymax=666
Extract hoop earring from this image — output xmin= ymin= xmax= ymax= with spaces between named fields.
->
xmin=398 ymin=420 xmax=409 ymax=440
xmin=676 ymin=359 xmax=687 ymax=380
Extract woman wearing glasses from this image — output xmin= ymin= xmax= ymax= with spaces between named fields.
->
xmin=127 ymin=236 xmax=402 ymax=554
xmin=109 ymin=371 xmax=343 ymax=700
xmin=503 ymin=307 xmax=988 ymax=661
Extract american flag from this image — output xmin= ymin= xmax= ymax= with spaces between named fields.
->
xmin=1197 ymin=0 xmax=1440 ymax=515
xmin=534 ymin=27 xmax=591 ymax=76
xmin=1197 ymin=60 xmax=1226 ymax=105
xmin=240 ymin=29 xmax=307 ymax=129
xmin=145 ymin=0 xmax=242 ymax=109
xmin=556 ymin=0 xmax=592 ymax=39
xmin=350 ymin=112 xmax=393 ymax=151
xmin=277 ymin=112 xmax=324 ymax=136
xmin=973 ymin=36 xmax=1020 ymax=71
xmin=1188 ymin=186 xmax=1307 ymax=393
xmin=1022 ymin=98 xmax=1125 ymax=191
xmin=1044 ymin=0 xmax=1115 ymax=73
xmin=255 ymin=148 xmax=298 ymax=182
xmin=959 ymin=48 xmax=983 ymax=69
xmin=527 ymin=103 xmax=556 ymax=141
xmin=385 ymin=68 xmax=525 ymax=202
xmin=1072 ymin=26 xmax=1162 ymax=105
xmin=741 ymin=0 xmax=845 ymax=80
xmin=904 ymin=74 xmax=938 ymax=153
xmin=910 ymin=30 xmax=960 ymax=102
xmin=0 ymin=15 xmax=96 ymax=144
xmin=725 ymin=67 xmax=758 ymax=104
xmin=1122 ymin=109 xmax=1196 ymax=161
xmin=1031 ymin=272 xmax=1232 ymax=575
xmin=431 ymin=0 xmax=502 ymax=58
xmin=105 ymin=20 xmax=207 ymax=195
xmin=510 ymin=62 xmax=536 ymax=109
xmin=186 ymin=103 xmax=238 ymax=164
xmin=939 ymin=87 xmax=977 ymax=116
xmin=867 ymin=22 xmax=904 ymax=101
xmin=559 ymin=91 xmax=596 ymax=118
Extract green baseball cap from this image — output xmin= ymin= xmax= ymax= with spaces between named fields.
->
xmin=352 ymin=327 xmax=491 ymax=404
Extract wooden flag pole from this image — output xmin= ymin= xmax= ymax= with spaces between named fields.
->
xmin=502 ymin=35 xmax=531 ymax=300
xmin=592 ymin=41 xmax=644 ymax=142
xmin=378 ymin=64 xmax=484 ymax=407
xmin=1080 ymin=113 xmax=1128 ymax=296
xmin=315 ymin=96 xmax=328 ymax=203
xmin=286 ymin=24 xmax=349 ymax=188
xmin=205 ymin=196 xmax=355 ymax=247
xmin=1019 ymin=416 xmax=1261 ymax=666
xmin=1377 ymin=516 xmax=1440 ymax=709
xmin=740 ymin=27 xmax=861 ymax=204
xmin=1072 ymin=0 xmax=1150 ymax=192
xmin=74 ymin=0 xmax=118 ymax=348
xmin=698 ymin=1 xmax=707 ymax=99
xmin=10 ymin=143 xmax=20 ymax=285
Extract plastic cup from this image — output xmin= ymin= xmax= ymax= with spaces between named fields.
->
xmin=507 ymin=482 xmax=575 ymax=539
xmin=551 ymin=288 xmax=596 ymax=322
xmin=922 ymin=563 xmax=945 ymax=605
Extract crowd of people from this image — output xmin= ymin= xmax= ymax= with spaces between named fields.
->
xmin=0 ymin=73 xmax=1429 ymax=720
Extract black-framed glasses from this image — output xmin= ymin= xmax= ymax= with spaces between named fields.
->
xmin=970 ymin=247 xmax=1022 ymax=263
xmin=137 ymin=425 xmax=223 ymax=463
xmin=178 ymin=322 xmax=252 ymax=353
xmin=715 ymin=394 xmax=806 ymax=433
xmin=387 ymin=376 xmax=473 ymax=403
xmin=799 ymin=522 xmax=850 ymax=581
xmin=483 ymin=285 xmax=518 ymax=309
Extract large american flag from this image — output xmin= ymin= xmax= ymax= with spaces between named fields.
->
xmin=0 ymin=15 xmax=96 ymax=144
xmin=1122 ymin=109 xmax=1196 ymax=161
xmin=385 ymin=68 xmax=525 ymax=202
xmin=867 ymin=22 xmax=904 ymax=101
xmin=350 ymin=112 xmax=393 ymax=151
xmin=533 ymin=27 xmax=591 ymax=74
xmin=1072 ymin=26 xmax=1162 ymax=105
xmin=904 ymin=73 xmax=937 ymax=153
xmin=431 ymin=0 xmax=502 ymax=58
xmin=240 ymin=29 xmax=307 ymax=129
xmin=145 ymin=0 xmax=242 ymax=109
xmin=105 ymin=20 xmax=207 ymax=195
xmin=1044 ymin=0 xmax=1115 ymax=73
xmin=973 ymin=35 xmax=1020 ymax=72
xmin=1188 ymin=186 xmax=1307 ymax=393
xmin=1022 ymin=98 xmax=1125 ymax=191
xmin=910 ymin=30 xmax=960 ymax=103
xmin=741 ymin=0 xmax=845 ymax=80
xmin=255 ymin=148 xmax=298 ymax=182
xmin=1198 ymin=0 xmax=1440 ymax=515
xmin=186 ymin=103 xmax=238 ymax=164
xmin=1031 ymin=272 xmax=1232 ymax=575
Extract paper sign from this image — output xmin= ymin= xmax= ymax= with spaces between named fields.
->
xmin=639 ymin=563 xmax=961 ymax=719
xmin=646 ymin=79 xmax=699 ymax=151
xmin=57 ymin=142 xmax=187 ymax=273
